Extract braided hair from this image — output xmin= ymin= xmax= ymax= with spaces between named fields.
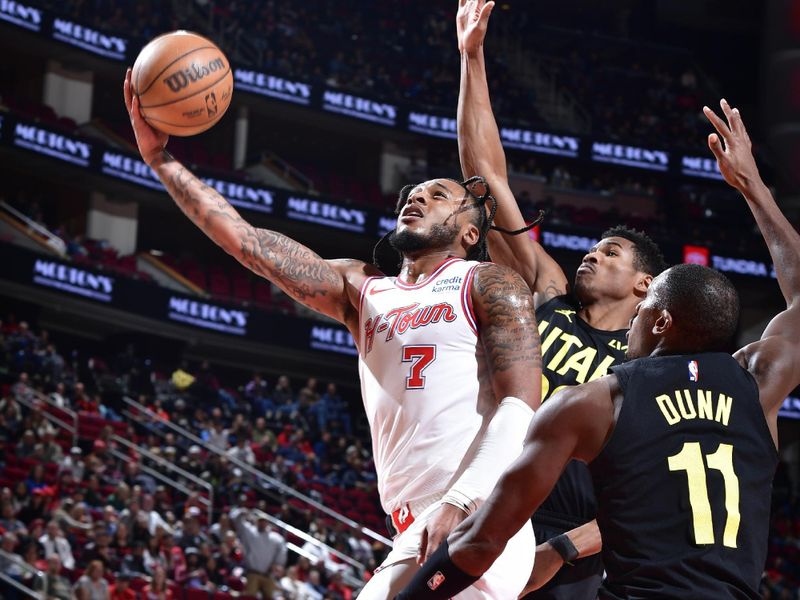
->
xmin=372 ymin=176 xmax=544 ymax=275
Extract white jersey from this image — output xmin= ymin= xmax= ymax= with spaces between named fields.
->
xmin=357 ymin=257 xmax=495 ymax=513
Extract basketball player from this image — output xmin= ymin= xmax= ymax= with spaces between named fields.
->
xmin=455 ymin=1 xmax=665 ymax=596
xmin=123 ymin=70 xmax=541 ymax=598
xmin=396 ymin=101 xmax=797 ymax=599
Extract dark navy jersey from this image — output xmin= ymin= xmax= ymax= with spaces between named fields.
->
xmin=591 ymin=353 xmax=777 ymax=599
xmin=533 ymin=295 xmax=628 ymax=528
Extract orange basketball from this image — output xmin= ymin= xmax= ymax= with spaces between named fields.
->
xmin=132 ymin=31 xmax=233 ymax=137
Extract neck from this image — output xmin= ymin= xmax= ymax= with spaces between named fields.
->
xmin=397 ymin=250 xmax=459 ymax=284
xmin=578 ymin=295 xmax=640 ymax=330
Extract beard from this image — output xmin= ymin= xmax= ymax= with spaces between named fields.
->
xmin=389 ymin=222 xmax=460 ymax=255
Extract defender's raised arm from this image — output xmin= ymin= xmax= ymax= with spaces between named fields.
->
xmin=457 ymin=0 xmax=567 ymax=305
xmin=705 ymin=100 xmax=800 ymax=425
xmin=124 ymin=69 xmax=369 ymax=326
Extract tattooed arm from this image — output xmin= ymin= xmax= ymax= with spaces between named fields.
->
xmin=124 ymin=69 xmax=370 ymax=325
xmin=471 ymin=263 xmax=542 ymax=408
xmin=416 ymin=262 xmax=542 ymax=565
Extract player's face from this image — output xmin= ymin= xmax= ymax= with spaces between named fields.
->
xmin=625 ymin=274 xmax=665 ymax=359
xmin=392 ymin=179 xmax=480 ymax=254
xmin=573 ymin=237 xmax=643 ymax=304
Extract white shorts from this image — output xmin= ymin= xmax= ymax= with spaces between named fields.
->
xmin=361 ymin=499 xmax=535 ymax=600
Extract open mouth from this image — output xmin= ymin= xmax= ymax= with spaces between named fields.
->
xmin=400 ymin=207 xmax=424 ymax=221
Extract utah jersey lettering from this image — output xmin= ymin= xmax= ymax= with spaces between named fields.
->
xmin=534 ymin=295 xmax=628 ymax=527
xmin=358 ymin=258 xmax=493 ymax=513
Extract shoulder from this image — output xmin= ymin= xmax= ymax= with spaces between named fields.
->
xmin=329 ymin=259 xmax=382 ymax=280
xmin=470 ymin=262 xmax=533 ymax=299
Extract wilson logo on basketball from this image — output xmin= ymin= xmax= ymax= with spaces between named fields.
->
xmin=162 ymin=57 xmax=226 ymax=93
xmin=363 ymin=302 xmax=456 ymax=353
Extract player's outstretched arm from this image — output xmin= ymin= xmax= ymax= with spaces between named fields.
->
xmin=123 ymin=69 xmax=368 ymax=325
xmin=705 ymin=100 xmax=800 ymax=422
xmin=395 ymin=377 xmax=616 ymax=599
xmin=456 ymin=0 xmax=568 ymax=305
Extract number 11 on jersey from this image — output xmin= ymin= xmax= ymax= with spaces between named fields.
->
xmin=668 ymin=441 xmax=741 ymax=548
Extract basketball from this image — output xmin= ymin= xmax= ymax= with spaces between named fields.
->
xmin=131 ymin=30 xmax=233 ymax=137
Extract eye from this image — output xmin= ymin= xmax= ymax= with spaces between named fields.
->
xmin=433 ymin=192 xmax=447 ymax=199
xmin=608 ymin=250 xmax=618 ymax=257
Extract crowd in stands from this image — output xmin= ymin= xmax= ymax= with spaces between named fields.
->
xmin=34 ymin=1 xmax=714 ymax=144
xmin=0 ymin=314 xmax=388 ymax=599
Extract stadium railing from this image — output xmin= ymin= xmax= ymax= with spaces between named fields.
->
xmin=108 ymin=434 xmax=214 ymax=526
xmin=0 ymin=548 xmax=45 ymax=600
xmin=122 ymin=396 xmax=393 ymax=548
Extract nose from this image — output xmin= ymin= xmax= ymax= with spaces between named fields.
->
xmin=407 ymin=193 xmax=427 ymax=206
xmin=582 ymin=249 xmax=599 ymax=264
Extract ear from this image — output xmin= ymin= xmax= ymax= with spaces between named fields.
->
xmin=634 ymin=273 xmax=652 ymax=298
xmin=461 ymin=222 xmax=480 ymax=248
xmin=652 ymin=309 xmax=672 ymax=337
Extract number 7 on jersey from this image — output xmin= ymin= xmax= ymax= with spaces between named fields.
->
xmin=402 ymin=345 xmax=437 ymax=389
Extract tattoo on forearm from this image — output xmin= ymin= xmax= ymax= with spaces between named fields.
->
xmin=474 ymin=265 xmax=543 ymax=372
xmin=159 ymin=160 xmax=342 ymax=305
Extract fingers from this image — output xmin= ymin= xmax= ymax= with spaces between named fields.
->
xmin=123 ymin=67 xmax=132 ymax=114
xmin=703 ymin=105 xmax=731 ymax=143
xmin=720 ymin=98 xmax=735 ymax=128
xmin=417 ymin=529 xmax=429 ymax=565
xmin=730 ymin=106 xmax=751 ymax=143
xmin=423 ymin=532 xmax=440 ymax=564
xmin=480 ymin=0 xmax=495 ymax=24
xmin=707 ymin=133 xmax=725 ymax=162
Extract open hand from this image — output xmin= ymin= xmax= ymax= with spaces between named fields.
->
xmin=457 ymin=0 xmax=495 ymax=55
xmin=703 ymin=99 xmax=761 ymax=194
xmin=123 ymin=67 xmax=169 ymax=166
xmin=417 ymin=503 xmax=468 ymax=565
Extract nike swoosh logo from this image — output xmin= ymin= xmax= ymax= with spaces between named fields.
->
xmin=369 ymin=287 xmax=394 ymax=295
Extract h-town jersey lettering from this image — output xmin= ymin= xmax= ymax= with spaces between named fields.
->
xmin=358 ymin=258 xmax=493 ymax=513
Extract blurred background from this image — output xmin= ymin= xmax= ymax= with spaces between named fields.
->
xmin=0 ymin=1 xmax=799 ymax=598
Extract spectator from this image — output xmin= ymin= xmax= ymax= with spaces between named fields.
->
xmin=73 ymin=560 xmax=110 ymax=600
xmin=15 ymin=429 xmax=37 ymax=458
xmin=0 ymin=501 xmax=27 ymax=536
xmin=82 ymin=523 xmax=117 ymax=571
xmin=231 ymin=508 xmax=287 ymax=599
xmin=108 ymin=572 xmax=136 ymax=600
xmin=39 ymin=430 xmax=64 ymax=463
xmin=143 ymin=536 xmax=168 ymax=576
xmin=203 ymin=420 xmax=229 ymax=451
xmin=141 ymin=564 xmax=173 ymax=600
xmin=281 ymin=564 xmax=321 ymax=600
xmin=49 ymin=382 xmax=68 ymax=408
xmin=271 ymin=375 xmax=294 ymax=408
xmin=120 ymin=541 xmax=146 ymax=577
xmin=140 ymin=495 xmax=173 ymax=537
xmin=226 ymin=434 xmax=256 ymax=465
xmin=42 ymin=553 xmax=73 ymax=600
xmin=178 ymin=508 xmax=208 ymax=550
xmin=11 ymin=372 xmax=34 ymax=404
xmin=0 ymin=532 xmax=24 ymax=581
xmin=59 ymin=447 xmax=85 ymax=482
xmin=39 ymin=520 xmax=75 ymax=571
